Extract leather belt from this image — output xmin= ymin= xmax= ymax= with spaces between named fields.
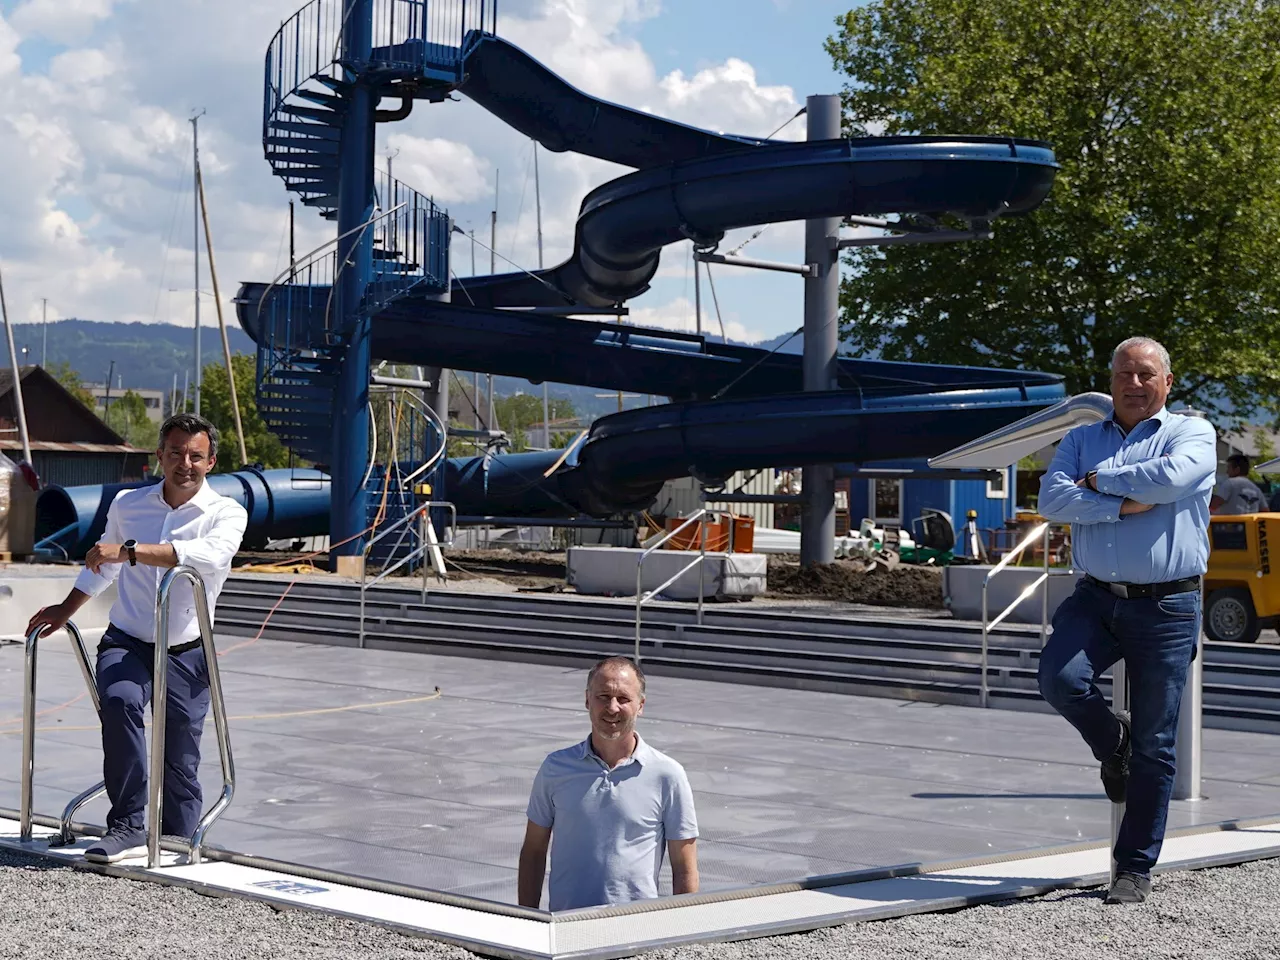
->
xmin=107 ymin=624 xmax=202 ymax=655
xmin=1084 ymin=574 xmax=1201 ymax=600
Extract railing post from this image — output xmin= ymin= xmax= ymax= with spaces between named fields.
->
xmin=1040 ymin=523 xmax=1050 ymax=649
xmin=149 ymin=574 xmax=177 ymax=867
xmin=1110 ymin=659 xmax=1129 ymax=886
xmin=1173 ymin=580 xmax=1205 ymax=802
xmin=980 ymin=580 xmax=990 ymax=708
xmin=697 ymin=513 xmax=707 ymax=627
xmin=20 ymin=625 xmax=40 ymax=840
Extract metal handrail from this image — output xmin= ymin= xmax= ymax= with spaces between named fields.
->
xmin=152 ymin=566 xmax=237 ymax=866
xmin=21 ymin=621 xmax=102 ymax=842
xmin=634 ymin=509 xmax=711 ymax=664
xmin=979 ymin=521 xmax=1052 ymax=708
xmin=359 ymin=500 xmax=457 ymax=646
xmin=1110 ymin=659 xmax=1129 ymax=886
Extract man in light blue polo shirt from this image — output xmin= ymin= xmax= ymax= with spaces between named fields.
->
xmin=1038 ymin=336 xmax=1215 ymax=906
xmin=517 ymin=656 xmax=699 ymax=910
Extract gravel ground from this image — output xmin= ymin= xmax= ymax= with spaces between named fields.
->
xmin=3 ymin=846 xmax=1277 ymax=960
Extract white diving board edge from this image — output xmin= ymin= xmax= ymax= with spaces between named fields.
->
xmin=2 ymin=809 xmax=1279 ymax=960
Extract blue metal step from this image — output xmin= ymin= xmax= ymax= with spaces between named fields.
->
xmin=294 ymin=89 xmax=346 ymax=109
xmin=270 ymin=120 xmax=341 ymax=140
xmin=280 ymin=105 xmax=344 ymax=124
xmin=265 ymin=136 xmax=341 ymax=155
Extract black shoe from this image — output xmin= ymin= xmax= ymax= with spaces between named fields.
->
xmin=1101 ymin=711 xmax=1131 ymax=804
xmin=1105 ymin=872 xmax=1151 ymax=904
xmin=83 ymin=825 xmax=146 ymax=864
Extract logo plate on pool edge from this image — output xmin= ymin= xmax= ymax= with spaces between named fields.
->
xmin=252 ymin=879 xmax=328 ymax=895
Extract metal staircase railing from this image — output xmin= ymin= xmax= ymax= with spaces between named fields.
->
xmin=257 ymin=0 xmax=495 ymax=463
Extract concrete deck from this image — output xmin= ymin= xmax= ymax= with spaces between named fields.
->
xmin=3 ymin=630 xmax=1279 ymax=908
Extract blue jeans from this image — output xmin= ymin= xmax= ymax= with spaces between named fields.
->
xmin=1037 ymin=578 xmax=1200 ymax=877
xmin=96 ymin=626 xmax=211 ymax=836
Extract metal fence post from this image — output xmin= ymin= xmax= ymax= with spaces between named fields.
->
xmin=1173 ymin=582 xmax=1205 ymax=801
xmin=1110 ymin=659 xmax=1129 ymax=886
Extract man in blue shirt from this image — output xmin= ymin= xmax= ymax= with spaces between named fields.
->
xmin=1038 ymin=336 xmax=1215 ymax=905
xmin=517 ymin=657 xmax=699 ymax=910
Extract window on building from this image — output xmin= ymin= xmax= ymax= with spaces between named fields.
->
xmin=986 ymin=469 xmax=1009 ymax=500
xmin=870 ymin=479 xmax=903 ymax=524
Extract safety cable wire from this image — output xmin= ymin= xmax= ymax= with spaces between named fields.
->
xmin=710 ymin=326 xmax=803 ymax=400
xmin=704 ymin=261 xmax=729 ymax=344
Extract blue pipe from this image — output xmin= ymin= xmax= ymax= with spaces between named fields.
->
xmin=34 ymin=468 xmax=332 ymax=559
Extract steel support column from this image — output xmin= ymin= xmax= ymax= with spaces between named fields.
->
xmin=329 ymin=0 xmax=376 ymax=566
xmin=799 ymin=94 xmax=841 ymax=567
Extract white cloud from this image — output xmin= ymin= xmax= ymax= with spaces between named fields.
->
xmin=627 ymin=295 xmax=766 ymax=344
xmin=385 ymin=134 xmax=492 ymax=205
xmin=10 ymin=0 xmax=122 ymax=45
xmin=0 ymin=0 xmax=806 ymax=345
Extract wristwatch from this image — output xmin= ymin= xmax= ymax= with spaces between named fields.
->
xmin=124 ymin=540 xmax=137 ymax=567
xmin=1085 ymin=470 xmax=1099 ymax=492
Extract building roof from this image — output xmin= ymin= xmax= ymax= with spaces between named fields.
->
xmin=0 ymin=364 xmax=131 ymax=446
xmin=0 ymin=440 xmax=151 ymax=455
xmin=1219 ymin=427 xmax=1280 ymax=459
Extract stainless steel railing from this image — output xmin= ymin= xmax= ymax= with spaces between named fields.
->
xmin=359 ymin=500 xmax=457 ymax=646
xmin=151 ymin=565 xmax=237 ymax=866
xmin=21 ymin=620 xmax=103 ymax=843
xmin=634 ymin=509 xmax=711 ymax=665
xmin=980 ymin=521 xmax=1052 ymax=708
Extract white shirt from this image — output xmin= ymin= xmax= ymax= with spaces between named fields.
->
xmin=75 ymin=480 xmax=248 ymax=645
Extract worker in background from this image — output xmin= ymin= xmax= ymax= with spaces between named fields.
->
xmin=26 ymin=414 xmax=247 ymax=863
xmin=1210 ymin=454 xmax=1266 ymax=514
xmin=1036 ymin=336 xmax=1214 ymax=905
xmin=518 ymin=656 xmax=699 ymax=910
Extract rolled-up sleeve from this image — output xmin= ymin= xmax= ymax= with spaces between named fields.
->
xmin=169 ymin=501 xmax=248 ymax=579
xmin=1037 ymin=429 xmax=1125 ymax=524
xmin=73 ymin=495 xmax=124 ymax=598
xmin=1093 ymin=418 xmax=1217 ymax=505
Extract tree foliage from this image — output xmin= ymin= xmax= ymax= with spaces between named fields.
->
xmin=46 ymin=361 xmax=95 ymax=408
xmin=493 ymin=392 xmax=579 ymax=452
xmin=102 ymin=390 xmax=158 ymax=449
xmin=200 ymin=355 xmax=291 ymax=471
xmin=827 ymin=0 xmax=1280 ymax=422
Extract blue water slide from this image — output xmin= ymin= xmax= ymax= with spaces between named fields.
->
xmin=445 ymin=382 xmax=1064 ymax=518
xmin=35 ymin=468 xmax=331 ymax=558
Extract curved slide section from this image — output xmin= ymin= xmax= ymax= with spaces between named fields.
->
xmin=39 ymin=383 xmax=1061 ymax=557
xmin=451 ymin=135 xmax=1058 ymax=309
xmin=450 ymin=35 xmax=1057 ymax=308
xmin=446 ymin=382 xmax=1065 ymax=518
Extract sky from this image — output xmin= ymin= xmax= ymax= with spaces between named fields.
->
xmin=0 ymin=0 xmax=859 ymax=355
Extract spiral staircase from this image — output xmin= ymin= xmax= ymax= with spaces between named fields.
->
xmin=255 ymin=0 xmax=495 ymax=465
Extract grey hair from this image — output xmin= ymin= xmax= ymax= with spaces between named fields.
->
xmin=1111 ymin=337 xmax=1171 ymax=376
xmin=159 ymin=412 xmax=219 ymax=459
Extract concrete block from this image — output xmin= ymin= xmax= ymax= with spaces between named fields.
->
xmin=567 ymin=546 xmax=767 ymax=600
xmin=943 ymin=564 xmax=1079 ymax=624
xmin=0 ymin=567 xmax=117 ymax=640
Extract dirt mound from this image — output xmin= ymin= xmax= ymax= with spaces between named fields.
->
xmin=766 ymin=557 xmax=945 ymax=609
xmin=443 ymin=549 xmax=568 ymax=588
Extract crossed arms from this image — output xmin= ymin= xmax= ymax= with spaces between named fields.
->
xmin=1038 ymin=420 xmax=1217 ymax=525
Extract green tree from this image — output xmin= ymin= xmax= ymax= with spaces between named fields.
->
xmin=200 ymin=356 xmax=291 ymax=471
xmin=102 ymin=390 xmax=158 ymax=449
xmin=46 ymin=361 xmax=95 ymax=408
xmin=827 ymin=0 xmax=1280 ymax=423
xmin=493 ymin=392 xmax=577 ymax=452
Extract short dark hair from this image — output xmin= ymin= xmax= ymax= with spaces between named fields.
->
xmin=1227 ymin=454 xmax=1251 ymax=474
xmin=159 ymin=413 xmax=219 ymax=459
xmin=587 ymin=656 xmax=646 ymax=695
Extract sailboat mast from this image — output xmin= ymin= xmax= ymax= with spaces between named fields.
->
xmin=191 ymin=109 xmax=206 ymax=415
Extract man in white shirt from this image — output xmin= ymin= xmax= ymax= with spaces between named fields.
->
xmin=27 ymin=413 xmax=247 ymax=863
